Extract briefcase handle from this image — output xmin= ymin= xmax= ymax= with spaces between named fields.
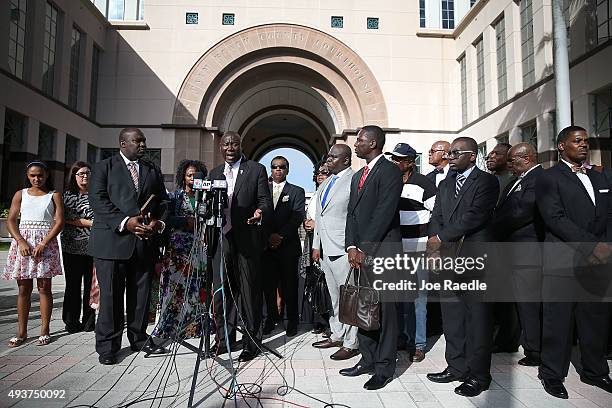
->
xmin=345 ymin=266 xmax=372 ymax=288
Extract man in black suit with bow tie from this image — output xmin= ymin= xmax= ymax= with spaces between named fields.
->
xmin=426 ymin=140 xmax=451 ymax=187
xmin=208 ymin=132 xmax=273 ymax=362
xmin=339 ymin=125 xmax=403 ymax=390
xmin=535 ymin=126 xmax=612 ymax=399
xmin=262 ymin=156 xmax=305 ymax=337
xmin=492 ymin=142 xmax=544 ymax=367
xmin=89 ymin=128 xmax=169 ymax=365
xmin=426 ymin=136 xmax=499 ymax=397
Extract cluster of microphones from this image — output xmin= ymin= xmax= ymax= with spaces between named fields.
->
xmin=192 ymin=172 xmax=228 ymax=228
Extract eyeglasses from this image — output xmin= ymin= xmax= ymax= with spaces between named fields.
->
xmin=390 ymin=156 xmax=411 ymax=163
xmin=428 ymin=149 xmax=447 ymax=155
xmin=317 ymin=170 xmax=329 ymax=176
xmin=75 ymin=171 xmax=91 ymax=178
xmin=444 ymin=150 xmax=474 ymax=159
xmin=271 ymin=165 xmax=287 ymax=170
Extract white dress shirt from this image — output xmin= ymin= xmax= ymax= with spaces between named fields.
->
xmin=435 ymin=164 xmax=450 ymax=187
xmin=561 ymin=159 xmax=596 ymax=205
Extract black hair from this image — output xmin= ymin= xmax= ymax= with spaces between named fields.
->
xmin=557 ymin=125 xmax=587 ymax=145
xmin=119 ymin=127 xmax=144 ymax=143
xmin=65 ymin=161 xmax=91 ymax=194
xmin=175 ymin=159 xmax=208 ymax=189
xmin=271 ymin=155 xmax=289 ymax=170
xmin=361 ymin=125 xmax=386 ymax=149
xmin=24 ymin=160 xmax=53 ymax=190
xmin=453 ymin=136 xmax=478 ymax=153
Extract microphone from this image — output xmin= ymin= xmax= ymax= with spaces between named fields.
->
xmin=192 ymin=172 xmax=209 ymax=204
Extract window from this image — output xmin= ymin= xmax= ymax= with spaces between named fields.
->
xmin=109 ymin=0 xmax=124 ymax=19
xmin=185 ymin=12 xmax=198 ymax=24
xmin=594 ymin=87 xmax=612 ymax=139
xmin=101 ymin=148 xmax=119 ymax=160
xmin=87 ymin=143 xmax=99 ymax=164
xmin=367 ymin=17 xmax=379 ymax=29
xmin=65 ymin=135 xmax=79 ymax=166
xmin=442 ymin=0 xmax=455 ymax=29
xmin=521 ymin=122 xmax=538 ymax=148
xmin=222 ymin=13 xmax=235 ymax=25
xmin=520 ymin=0 xmax=535 ymax=88
xmin=4 ymin=109 xmax=26 ymax=152
xmin=144 ymin=148 xmax=162 ymax=168
xmin=459 ymin=56 xmax=468 ymax=126
xmin=419 ymin=0 xmax=426 ymax=28
xmin=38 ymin=124 xmax=56 ymax=161
xmin=68 ymin=27 xmax=83 ymax=110
xmin=496 ymin=133 xmax=509 ymax=145
xmin=331 ymin=16 xmax=344 ymax=29
xmin=90 ymin=46 xmax=101 ymax=119
xmin=495 ymin=16 xmax=508 ymax=104
xmin=8 ymin=0 xmax=27 ymax=79
xmin=597 ymin=0 xmax=612 ymax=44
xmin=42 ymin=1 xmax=59 ymax=96
xmin=415 ymin=153 xmax=422 ymax=173
xmin=475 ymin=38 xmax=485 ymax=116
xmin=92 ymin=0 xmax=144 ymax=20
xmin=477 ymin=142 xmax=487 ymax=170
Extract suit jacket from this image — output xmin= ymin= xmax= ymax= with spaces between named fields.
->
xmin=536 ymin=162 xmax=610 ymax=259
xmin=426 ymin=166 xmax=454 ymax=188
xmin=429 ymin=166 xmax=499 ymax=243
xmin=88 ymin=155 xmax=169 ymax=260
xmin=209 ymin=158 xmax=272 ymax=256
xmin=266 ymin=182 xmax=305 ymax=257
xmin=493 ymin=166 xmax=545 ymax=243
xmin=313 ymin=167 xmax=355 ymax=257
xmin=345 ymin=158 xmax=403 ymax=258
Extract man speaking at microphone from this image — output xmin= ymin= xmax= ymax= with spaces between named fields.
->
xmin=208 ymin=131 xmax=273 ymax=361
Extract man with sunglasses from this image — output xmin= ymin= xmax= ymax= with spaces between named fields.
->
xmin=262 ymin=156 xmax=305 ymax=337
xmin=426 ymin=141 xmax=451 ymax=187
xmin=427 ymin=137 xmax=499 ymax=397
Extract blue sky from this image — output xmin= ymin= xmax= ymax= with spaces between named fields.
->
xmin=258 ymin=148 xmax=317 ymax=193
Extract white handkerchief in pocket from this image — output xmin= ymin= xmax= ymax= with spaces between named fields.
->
xmin=599 ymin=189 xmax=610 ymax=193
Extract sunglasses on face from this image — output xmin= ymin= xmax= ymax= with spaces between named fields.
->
xmin=271 ymin=165 xmax=287 ymax=170
xmin=444 ymin=150 xmax=474 ymax=159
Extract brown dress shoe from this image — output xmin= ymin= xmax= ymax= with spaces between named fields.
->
xmin=330 ymin=347 xmax=360 ymax=360
xmin=411 ymin=349 xmax=425 ymax=362
xmin=312 ymin=339 xmax=342 ymax=349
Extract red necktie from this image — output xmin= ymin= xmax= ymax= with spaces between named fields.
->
xmin=358 ymin=165 xmax=370 ymax=192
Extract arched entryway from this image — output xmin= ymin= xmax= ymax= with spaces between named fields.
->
xmin=172 ymin=23 xmax=388 ymax=169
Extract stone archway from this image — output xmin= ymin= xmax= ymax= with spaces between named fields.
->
xmin=172 ymin=23 xmax=388 ymax=168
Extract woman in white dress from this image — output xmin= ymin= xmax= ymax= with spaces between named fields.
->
xmin=2 ymin=161 xmax=64 ymax=347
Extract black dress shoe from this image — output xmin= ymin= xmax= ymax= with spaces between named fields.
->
xmin=539 ymin=376 xmax=568 ymax=399
xmin=238 ymin=349 xmax=260 ymax=362
xmin=98 ymin=355 xmax=117 ymax=365
xmin=427 ymin=368 xmax=467 ymax=383
xmin=454 ymin=377 xmax=489 ymax=397
xmin=580 ymin=375 xmax=612 ymax=393
xmin=65 ymin=323 xmax=82 ymax=334
xmin=133 ymin=343 xmax=168 ymax=355
xmin=518 ymin=356 xmax=541 ymax=367
xmin=339 ymin=364 xmax=374 ymax=377
xmin=364 ymin=375 xmax=392 ymax=390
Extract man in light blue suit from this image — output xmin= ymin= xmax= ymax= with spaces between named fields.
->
xmin=312 ymin=144 xmax=359 ymax=361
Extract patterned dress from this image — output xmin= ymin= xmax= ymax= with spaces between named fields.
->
xmin=152 ymin=190 xmax=207 ymax=339
xmin=2 ymin=189 xmax=62 ymax=280
xmin=61 ymin=191 xmax=93 ymax=255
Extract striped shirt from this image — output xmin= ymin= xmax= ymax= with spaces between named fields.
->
xmin=399 ymin=172 xmax=437 ymax=253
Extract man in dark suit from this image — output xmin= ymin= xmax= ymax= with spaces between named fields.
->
xmin=89 ymin=128 xmax=169 ymax=365
xmin=262 ymin=156 xmax=305 ymax=337
xmin=426 ymin=136 xmax=499 ymax=397
xmin=208 ymin=131 xmax=272 ymax=362
xmin=492 ymin=142 xmax=544 ymax=367
xmin=339 ymin=125 xmax=403 ymax=390
xmin=536 ymin=125 xmax=612 ymax=399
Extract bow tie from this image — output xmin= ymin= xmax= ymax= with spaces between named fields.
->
xmin=434 ymin=168 xmax=444 ymax=174
xmin=572 ymin=165 xmax=587 ymax=175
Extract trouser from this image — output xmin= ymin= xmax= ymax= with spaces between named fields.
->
xmin=62 ymin=252 xmax=95 ymax=328
xmin=358 ymin=300 xmax=398 ymax=378
xmin=398 ymin=266 xmax=428 ymax=350
xmin=320 ymin=252 xmax=358 ymax=349
xmin=263 ymin=251 xmax=299 ymax=324
xmin=95 ymin=241 xmax=153 ymax=356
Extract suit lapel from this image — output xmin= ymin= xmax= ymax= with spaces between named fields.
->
xmin=115 ymin=155 xmax=138 ymax=200
xmin=558 ymin=163 xmax=594 ymax=207
xmin=138 ymin=161 xmax=151 ymax=200
xmin=233 ymin=160 xmax=248 ymax=197
xmin=322 ymin=174 xmax=342 ymax=211
xmin=450 ymin=167 xmax=479 ymax=217
xmin=354 ymin=159 xmax=382 ymax=208
xmin=497 ymin=176 xmax=519 ymax=207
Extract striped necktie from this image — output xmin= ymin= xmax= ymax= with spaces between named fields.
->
xmin=358 ymin=166 xmax=369 ymax=192
xmin=321 ymin=175 xmax=338 ymax=208
xmin=128 ymin=162 xmax=139 ymax=192
xmin=455 ymin=173 xmax=466 ymax=198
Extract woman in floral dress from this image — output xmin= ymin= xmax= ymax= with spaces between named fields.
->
xmin=3 ymin=161 xmax=64 ymax=347
xmin=153 ymin=159 xmax=208 ymax=339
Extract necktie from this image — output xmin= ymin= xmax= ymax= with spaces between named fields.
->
xmin=321 ymin=175 xmax=338 ymax=208
xmin=572 ymin=165 xmax=587 ymax=174
xmin=434 ymin=168 xmax=444 ymax=174
xmin=358 ymin=166 xmax=369 ymax=192
xmin=223 ymin=164 xmax=234 ymax=234
xmin=127 ymin=162 xmax=139 ymax=192
xmin=273 ymin=184 xmax=281 ymax=209
xmin=455 ymin=173 xmax=466 ymax=198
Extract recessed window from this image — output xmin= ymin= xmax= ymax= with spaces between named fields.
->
xmin=367 ymin=17 xmax=379 ymax=30
xmin=186 ymin=12 xmax=198 ymax=25
xmin=222 ymin=13 xmax=235 ymax=25
xmin=8 ymin=0 xmax=27 ymax=79
xmin=331 ymin=16 xmax=343 ymax=28
xmin=42 ymin=1 xmax=59 ymax=96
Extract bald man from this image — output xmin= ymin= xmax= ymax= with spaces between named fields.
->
xmin=492 ymin=143 xmax=544 ymax=367
xmin=426 ymin=140 xmax=451 ymax=187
